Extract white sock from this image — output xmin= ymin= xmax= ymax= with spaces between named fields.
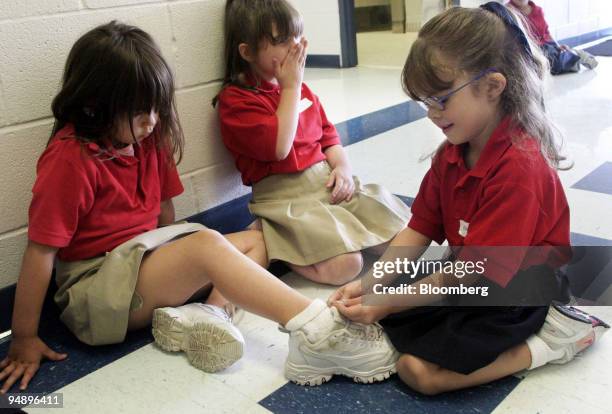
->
xmin=285 ymin=299 xmax=336 ymax=342
xmin=526 ymin=334 xmax=565 ymax=370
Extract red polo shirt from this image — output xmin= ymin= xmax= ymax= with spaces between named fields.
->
xmin=409 ymin=117 xmax=570 ymax=287
xmin=218 ymin=75 xmax=341 ymax=185
xmin=28 ymin=125 xmax=184 ymax=261
xmin=520 ymin=1 xmax=553 ymax=45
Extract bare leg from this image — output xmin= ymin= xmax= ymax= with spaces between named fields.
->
xmin=396 ymin=344 xmax=532 ymax=396
xmin=203 ymin=230 xmax=269 ymax=308
xmin=247 ymin=218 xmax=263 ymax=231
xmin=128 ymin=229 xmax=310 ymax=330
xmin=289 ymin=252 xmax=363 ymax=285
xmin=204 ymin=288 xmax=229 ymax=308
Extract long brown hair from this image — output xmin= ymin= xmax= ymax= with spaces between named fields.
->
xmin=402 ymin=6 xmax=568 ymax=169
xmin=50 ymin=21 xmax=184 ymax=163
xmin=212 ymin=0 xmax=303 ymax=106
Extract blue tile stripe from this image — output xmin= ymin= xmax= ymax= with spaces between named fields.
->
xmin=335 ymin=101 xmax=426 ymax=146
xmin=259 ymin=375 xmax=521 ymax=414
xmin=571 ymin=162 xmax=612 ymax=196
xmin=560 ymin=26 xmax=612 ymax=48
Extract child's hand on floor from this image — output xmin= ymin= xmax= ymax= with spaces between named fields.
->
xmin=0 ymin=336 xmax=67 ymax=393
xmin=326 ymin=166 xmax=355 ymax=204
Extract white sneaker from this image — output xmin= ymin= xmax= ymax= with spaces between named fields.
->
xmin=575 ymin=49 xmax=599 ymax=69
xmin=284 ymin=307 xmax=399 ymax=386
xmin=152 ymin=303 xmax=244 ymax=372
xmin=537 ymin=305 xmax=609 ymax=365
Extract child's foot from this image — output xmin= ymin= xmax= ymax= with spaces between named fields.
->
xmin=152 ymin=303 xmax=244 ymax=372
xmin=575 ymin=49 xmax=598 ymax=69
xmin=530 ymin=305 xmax=609 ymax=368
xmin=283 ymin=307 xmax=398 ymax=386
xmin=553 ymin=305 xmax=610 ymax=341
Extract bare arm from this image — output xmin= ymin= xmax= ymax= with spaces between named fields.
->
xmin=329 ymin=227 xmax=433 ymax=322
xmin=11 ymin=241 xmax=57 ymax=338
xmin=324 ymin=144 xmax=350 ymax=170
xmin=158 ymin=199 xmax=176 ymax=226
xmin=1 ymin=241 xmax=66 ymax=393
xmin=323 ymin=145 xmax=356 ymax=204
xmin=275 ymin=86 xmax=301 ymax=160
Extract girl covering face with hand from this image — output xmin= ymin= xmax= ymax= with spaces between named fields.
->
xmin=217 ymin=0 xmax=412 ymax=286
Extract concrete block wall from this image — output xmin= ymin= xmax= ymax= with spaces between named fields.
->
xmin=0 ymin=0 xmax=344 ymax=290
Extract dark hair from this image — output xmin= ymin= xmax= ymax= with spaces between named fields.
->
xmin=402 ymin=5 xmax=568 ymax=169
xmin=50 ymin=20 xmax=184 ymax=163
xmin=212 ymin=0 xmax=303 ymax=106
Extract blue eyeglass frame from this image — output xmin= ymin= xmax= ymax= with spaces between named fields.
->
xmin=420 ymin=68 xmax=498 ymax=111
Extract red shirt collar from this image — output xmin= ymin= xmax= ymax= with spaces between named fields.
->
xmin=244 ymin=71 xmax=281 ymax=94
xmin=54 ymin=124 xmax=142 ymax=166
xmin=445 ymin=116 xmax=520 ymax=178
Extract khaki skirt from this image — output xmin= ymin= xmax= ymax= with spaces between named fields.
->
xmin=249 ymin=161 xmax=411 ymax=266
xmin=54 ymin=222 xmax=206 ymax=346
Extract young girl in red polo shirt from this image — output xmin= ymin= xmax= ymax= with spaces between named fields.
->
xmin=0 ymin=21 xmax=400 ymax=393
xmin=216 ymin=0 xmax=411 ymax=286
xmin=329 ymin=3 xmax=608 ymax=395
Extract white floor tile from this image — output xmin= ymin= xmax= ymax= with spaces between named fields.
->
xmin=497 ymin=307 xmax=612 ymax=414
xmin=28 ymin=344 xmax=271 ymax=414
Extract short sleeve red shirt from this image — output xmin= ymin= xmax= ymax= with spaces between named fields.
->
xmin=28 ymin=125 xmax=184 ymax=261
xmin=524 ymin=1 xmax=553 ymax=45
xmin=408 ymin=117 xmax=570 ymax=287
xmin=218 ymin=75 xmax=341 ymax=185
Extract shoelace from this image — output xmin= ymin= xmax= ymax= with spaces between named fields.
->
xmin=330 ymin=308 xmax=383 ymax=341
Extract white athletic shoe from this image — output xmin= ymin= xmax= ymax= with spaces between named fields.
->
xmin=152 ymin=303 xmax=244 ymax=372
xmin=283 ymin=307 xmax=399 ymax=386
xmin=537 ymin=305 xmax=609 ymax=365
xmin=575 ymin=49 xmax=599 ymax=69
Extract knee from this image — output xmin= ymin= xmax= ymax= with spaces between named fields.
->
xmin=397 ymin=355 xmax=442 ymax=396
xmin=318 ymin=253 xmax=363 ymax=285
xmin=189 ymin=228 xmax=228 ymax=254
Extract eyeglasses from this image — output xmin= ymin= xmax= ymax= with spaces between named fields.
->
xmin=420 ymin=68 xmax=498 ymax=111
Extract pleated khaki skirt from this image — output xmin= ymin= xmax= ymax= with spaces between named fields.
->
xmin=53 ymin=222 xmax=207 ymax=346
xmin=249 ymin=161 xmax=411 ymax=266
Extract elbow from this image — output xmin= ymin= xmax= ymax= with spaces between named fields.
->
xmin=275 ymin=146 xmax=291 ymax=161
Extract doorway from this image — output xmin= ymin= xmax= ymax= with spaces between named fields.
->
xmin=339 ymin=0 xmax=457 ymax=68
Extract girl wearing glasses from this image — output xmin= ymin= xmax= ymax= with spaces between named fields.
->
xmin=329 ymin=3 xmax=608 ymax=395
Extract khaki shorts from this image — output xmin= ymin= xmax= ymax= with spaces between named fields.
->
xmin=249 ymin=161 xmax=411 ymax=266
xmin=54 ymin=222 xmax=207 ymax=346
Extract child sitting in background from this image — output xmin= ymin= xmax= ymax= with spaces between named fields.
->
xmin=509 ymin=0 xmax=598 ymax=74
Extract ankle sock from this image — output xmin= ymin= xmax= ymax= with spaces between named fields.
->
xmin=285 ymin=299 xmax=336 ymax=342
xmin=526 ymin=334 xmax=565 ymax=370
